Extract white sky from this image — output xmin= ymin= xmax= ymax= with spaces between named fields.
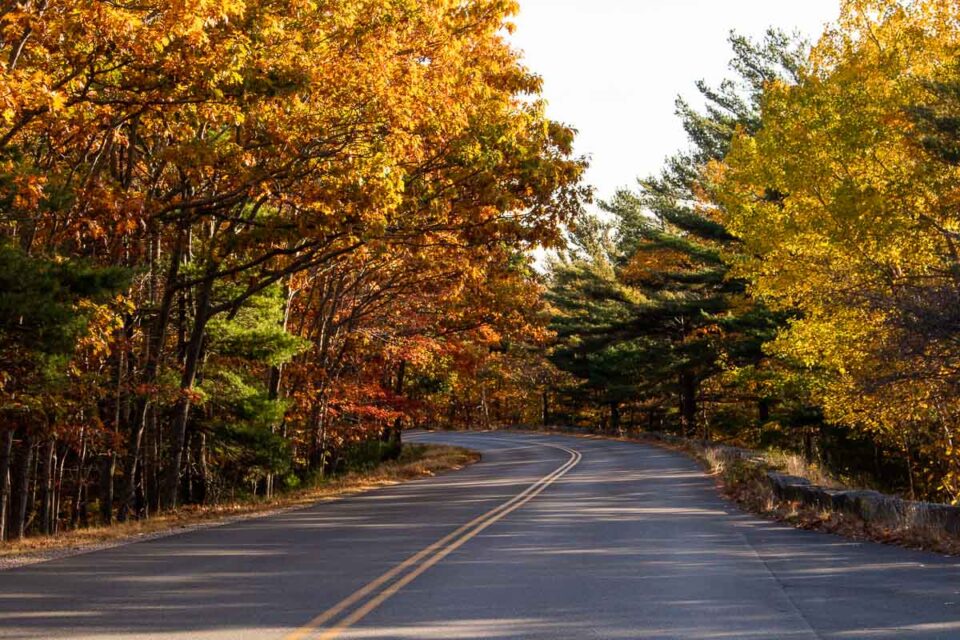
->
xmin=509 ymin=0 xmax=842 ymax=202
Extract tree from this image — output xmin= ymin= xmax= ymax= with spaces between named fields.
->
xmin=0 ymin=243 xmax=127 ymax=539
xmin=714 ymin=0 xmax=960 ymax=499
xmin=0 ymin=0 xmax=587 ymax=537
xmin=547 ymin=30 xmax=802 ymax=439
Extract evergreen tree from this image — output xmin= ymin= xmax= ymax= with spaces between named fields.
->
xmin=190 ymin=285 xmax=310 ymax=502
xmin=548 ymin=31 xmax=804 ymax=438
xmin=0 ymin=242 xmax=128 ymax=538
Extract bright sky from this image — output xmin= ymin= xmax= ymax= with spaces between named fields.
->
xmin=509 ymin=0 xmax=842 ymax=202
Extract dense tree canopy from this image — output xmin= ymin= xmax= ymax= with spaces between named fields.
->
xmin=12 ymin=0 xmax=960 ymax=541
xmin=0 ymin=0 xmax=587 ymax=539
xmin=546 ymin=30 xmax=802 ymax=441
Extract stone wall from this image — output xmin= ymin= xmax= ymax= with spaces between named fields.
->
xmin=767 ymin=471 xmax=960 ymax=535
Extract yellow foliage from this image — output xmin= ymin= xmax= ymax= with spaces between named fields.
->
xmin=713 ymin=0 xmax=960 ymax=499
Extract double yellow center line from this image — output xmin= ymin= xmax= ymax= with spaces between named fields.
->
xmin=284 ymin=440 xmax=582 ymax=640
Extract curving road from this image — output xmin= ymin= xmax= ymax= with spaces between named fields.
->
xmin=1 ymin=430 xmax=960 ymax=639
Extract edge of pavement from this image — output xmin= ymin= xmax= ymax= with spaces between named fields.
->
xmin=0 ymin=443 xmax=479 ymax=571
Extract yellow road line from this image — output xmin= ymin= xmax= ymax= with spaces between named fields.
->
xmin=284 ymin=439 xmax=581 ymax=640
xmin=319 ymin=447 xmax=581 ymax=639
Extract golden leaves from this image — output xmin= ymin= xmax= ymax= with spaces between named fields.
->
xmin=0 ymin=0 xmax=584 ymax=453
xmin=714 ymin=0 xmax=960 ymax=486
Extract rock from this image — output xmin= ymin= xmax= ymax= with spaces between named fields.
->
xmin=766 ymin=472 xmax=812 ymax=502
xmin=830 ymin=491 xmax=856 ymax=514
xmin=907 ymin=502 xmax=960 ymax=535
xmin=847 ymin=491 xmax=885 ymax=520
xmin=809 ymin=487 xmax=836 ymax=510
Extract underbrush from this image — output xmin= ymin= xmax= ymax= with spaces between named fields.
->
xmin=708 ymin=452 xmax=776 ymax=514
xmin=0 ymin=443 xmax=479 ymax=561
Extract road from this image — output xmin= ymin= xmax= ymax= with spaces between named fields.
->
xmin=1 ymin=431 xmax=960 ymax=639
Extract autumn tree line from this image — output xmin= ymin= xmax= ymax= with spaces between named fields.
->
xmin=8 ymin=0 xmax=960 ymax=541
xmin=546 ymin=0 xmax=960 ymax=503
xmin=0 ymin=0 xmax=588 ymax=541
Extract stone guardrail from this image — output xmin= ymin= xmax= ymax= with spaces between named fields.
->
xmin=648 ymin=429 xmax=960 ymax=536
xmin=766 ymin=471 xmax=960 ymax=535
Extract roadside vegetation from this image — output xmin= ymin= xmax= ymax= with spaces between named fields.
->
xmin=543 ymin=0 xmax=960 ymax=508
xmin=0 ymin=0 xmax=586 ymax=543
xmin=694 ymin=440 xmax=960 ymax=556
xmin=0 ymin=443 xmax=478 ymax=564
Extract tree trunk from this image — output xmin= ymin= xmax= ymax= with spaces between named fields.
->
xmin=609 ymin=401 xmax=621 ymax=435
xmin=37 ymin=437 xmax=54 ymax=535
xmin=679 ymin=373 xmax=698 ymax=438
xmin=196 ymin=433 xmax=208 ymax=505
xmin=71 ymin=427 xmax=87 ymax=530
xmin=758 ymin=398 xmax=770 ymax=424
xmin=114 ymin=336 xmax=134 ymax=523
xmin=264 ymin=363 xmax=278 ymax=496
xmin=162 ymin=276 xmax=213 ymax=509
xmin=480 ymin=385 xmax=490 ymax=429
xmin=541 ymin=391 xmax=549 ymax=427
xmin=53 ymin=446 xmax=65 ymax=534
xmin=873 ymin=442 xmax=883 ymax=485
xmin=99 ymin=452 xmax=115 ymax=525
xmin=10 ymin=433 xmax=35 ymax=540
xmin=146 ymin=403 xmax=161 ymax=516
xmin=121 ymin=233 xmax=183 ymax=519
xmin=309 ymin=402 xmax=328 ymax=473
xmin=0 ymin=429 xmax=14 ymax=542
xmin=382 ymin=360 xmax=405 ymax=460
xmin=27 ymin=441 xmax=39 ymax=531
xmin=803 ymin=428 xmax=814 ymax=463
xmin=78 ymin=483 xmax=89 ymax=529
xmin=904 ymin=438 xmax=917 ymax=500
xmin=265 ymin=357 xmax=285 ymax=498
xmin=134 ymin=452 xmax=146 ymax=518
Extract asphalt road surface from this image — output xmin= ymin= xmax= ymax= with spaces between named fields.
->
xmin=2 ymin=430 xmax=960 ymax=639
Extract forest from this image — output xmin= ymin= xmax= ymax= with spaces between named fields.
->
xmin=548 ymin=0 xmax=960 ymax=504
xmin=5 ymin=0 xmax=960 ymax=544
xmin=0 ymin=0 xmax=587 ymax=541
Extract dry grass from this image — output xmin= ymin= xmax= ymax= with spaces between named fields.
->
xmin=762 ymin=450 xmax=842 ymax=489
xmin=702 ymin=446 xmax=732 ymax=475
xmin=0 ymin=443 xmax=479 ymax=561
xmin=763 ymin=498 xmax=960 ymax=555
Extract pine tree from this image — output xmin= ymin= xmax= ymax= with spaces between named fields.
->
xmin=548 ymin=31 xmax=804 ymax=438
